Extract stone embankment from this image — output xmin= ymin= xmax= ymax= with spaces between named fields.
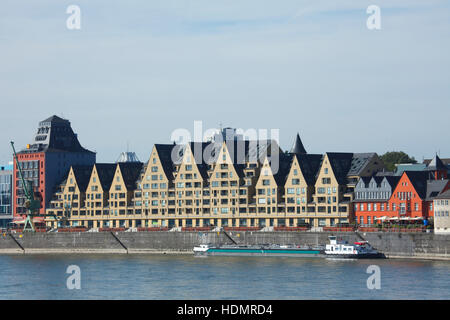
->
xmin=0 ymin=231 xmax=449 ymax=260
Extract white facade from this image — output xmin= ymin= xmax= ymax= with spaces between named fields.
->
xmin=434 ymin=197 xmax=450 ymax=234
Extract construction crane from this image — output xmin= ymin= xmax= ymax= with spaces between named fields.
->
xmin=11 ymin=141 xmax=66 ymax=232
xmin=11 ymin=141 xmax=70 ymax=232
xmin=10 ymin=141 xmax=41 ymax=232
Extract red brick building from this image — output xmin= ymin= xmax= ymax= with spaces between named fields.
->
xmin=354 ymin=155 xmax=450 ymax=225
xmin=13 ymin=116 xmax=96 ymax=224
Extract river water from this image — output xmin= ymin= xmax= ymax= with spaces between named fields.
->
xmin=0 ymin=254 xmax=448 ymax=300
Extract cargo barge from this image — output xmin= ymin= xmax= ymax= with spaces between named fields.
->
xmin=193 ymin=244 xmax=325 ymax=257
xmin=194 ymin=237 xmax=386 ymax=259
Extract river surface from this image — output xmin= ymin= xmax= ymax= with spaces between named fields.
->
xmin=0 ymin=254 xmax=449 ymax=299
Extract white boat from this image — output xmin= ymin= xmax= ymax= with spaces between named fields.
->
xmin=324 ymin=236 xmax=385 ymax=259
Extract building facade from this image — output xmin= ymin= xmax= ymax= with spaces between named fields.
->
xmin=45 ymin=131 xmax=385 ymax=229
xmin=13 ymin=116 xmax=96 ymax=224
xmin=434 ymin=190 xmax=450 ymax=234
xmin=353 ymin=176 xmax=400 ymax=225
xmin=0 ymin=164 xmax=13 ymax=228
xmin=353 ymin=155 xmax=450 ymax=225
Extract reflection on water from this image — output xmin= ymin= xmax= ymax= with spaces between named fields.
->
xmin=0 ymin=254 xmax=449 ymax=300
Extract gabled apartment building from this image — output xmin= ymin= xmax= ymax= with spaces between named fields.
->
xmin=45 ymin=129 xmax=384 ymax=229
xmin=46 ymin=162 xmax=143 ymax=228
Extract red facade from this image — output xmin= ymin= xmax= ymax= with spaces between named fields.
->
xmin=354 ymin=171 xmax=450 ymax=225
xmin=13 ymin=152 xmax=46 ymax=222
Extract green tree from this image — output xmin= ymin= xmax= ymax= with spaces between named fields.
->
xmin=381 ymin=151 xmax=417 ymax=172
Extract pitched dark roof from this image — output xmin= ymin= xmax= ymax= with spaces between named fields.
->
xmin=272 ymin=153 xmax=293 ymax=186
xmin=294 ymin=153 xmax=322 ymax=185
xmin=424 ymin=157 xmax=450 ymax=166
xmin=20 ymin=115 xmax=95 ymax=154
xmin=348 ymin=153 xmax=377 ymax=176
xmin=426 ymin=155 xmax=447 ymax=171
xmin=371 ymin=176 xmax=385 ymax=187
xmin=426 ymin=180 xmax=449 ymax=201
xmin=71 ymin=165 xmax=94 ymax=191
xmin=326 ymin=153 xmax=354 ymax=185
xmin=403 ymin=171 xmax=430 ymax=199
xmin=154 ymin=144 xmax=178 ymax=181
xmin=245 ymin=139 xmax=281 ymax=164
xmin=189 ymin=142 xmax=211 ymax=181
xmin=118 ymin=162 xmax=144 ymax=190
xmin=94 ymin=164 xmax=117 ymax=191
xmin=290 ymin=133 xmax=307 ymax=154
xmin=435 ymin=189 xmax=450 ymax=200
xmin=382 ymin=176 xmax=401 ymax=189
xmin=40 ymin=115 xmax=69 ymax=124
xmin=359 ymin=176 xmax=372 ymax=188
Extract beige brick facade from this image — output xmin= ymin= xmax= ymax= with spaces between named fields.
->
xmin=46 ymin=134 xmax=384 ymax=229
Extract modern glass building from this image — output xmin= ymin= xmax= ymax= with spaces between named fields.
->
xmin=0 ymin=163 xmax=13 ymax=228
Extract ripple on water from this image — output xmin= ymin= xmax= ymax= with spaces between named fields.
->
xmin=0 ymin=254 xmax=449 ymax=299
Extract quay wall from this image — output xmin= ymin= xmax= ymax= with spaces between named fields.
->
xmin=0 ymin=231 xmax=449 ymax=260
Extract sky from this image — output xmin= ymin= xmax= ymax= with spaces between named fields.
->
xmin=0 ymin=0 xmax=449 ymax=164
